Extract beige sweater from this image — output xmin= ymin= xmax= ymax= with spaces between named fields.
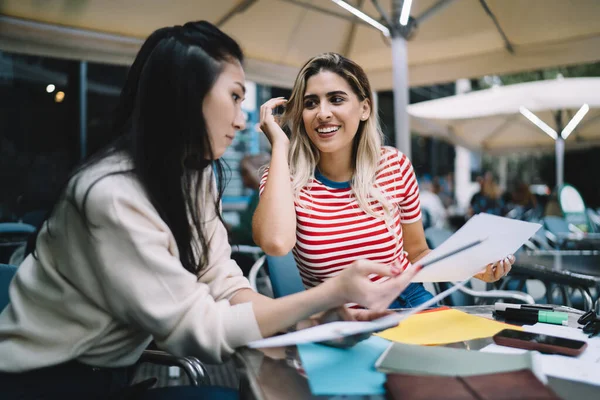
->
xmin=0 ymin=155 xmax=262 ymax=372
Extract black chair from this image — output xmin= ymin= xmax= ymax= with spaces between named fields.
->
xmin=0 ymin=263 xmax=210 ymax=386
xmin=502 ymin=263 xmax=598 ymax=312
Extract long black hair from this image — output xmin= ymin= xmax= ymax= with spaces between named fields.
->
xmin=28 ymin=21 xmax=243 ymax=275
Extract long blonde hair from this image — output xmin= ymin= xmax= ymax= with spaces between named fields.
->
xmin=282 ymin=52 xmax=395 ymax=222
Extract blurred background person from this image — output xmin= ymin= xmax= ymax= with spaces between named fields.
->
xmin=418 ymin=176 xmax=448 ymax=229
xmin=229 ymin=153 xmax=270 ymax=246
xmin=468 ymin=171 xmax=506 ymax=217
xmin=229 ymin=153 xmax=270 ymax=276
xmin=504 ymin=181 xmax=539 ymax=220
xmin=433 ymin=172 xmax=455 ymax=209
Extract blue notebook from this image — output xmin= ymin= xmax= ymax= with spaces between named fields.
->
xmin=297 ymin=336 xmax=390 ymax=395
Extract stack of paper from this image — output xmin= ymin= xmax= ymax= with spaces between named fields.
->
xmin=412 ymin=213 xmax=541 ymax=282
xmin=375 ymin=341 xmax=546 ymax=384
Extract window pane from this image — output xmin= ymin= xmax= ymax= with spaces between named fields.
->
xmin=0 ymin=50 xmax=77 ymax=223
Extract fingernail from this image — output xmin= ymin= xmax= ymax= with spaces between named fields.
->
xmin=391 ymin=266 xmax=401 ymax=275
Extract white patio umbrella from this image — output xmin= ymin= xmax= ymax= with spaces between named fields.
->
xmin=1 ymin=0 xmax=600 ymax=158
xmin=408 ymin=77 xmax=600 ymax=187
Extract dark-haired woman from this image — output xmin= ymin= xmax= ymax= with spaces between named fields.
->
xmin=0 ymin=21 xmax=419 ymax=399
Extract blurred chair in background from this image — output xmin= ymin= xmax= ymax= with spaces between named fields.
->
xmin=0 ymin=222 xmax=35 ymax=264
xmin=248 ymin=252 xmax=304 ymax=299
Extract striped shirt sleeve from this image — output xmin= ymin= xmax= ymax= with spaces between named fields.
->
xmin=258 ymin=167 xmax=270 ymax=196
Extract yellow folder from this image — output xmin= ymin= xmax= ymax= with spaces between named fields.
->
xmin=376 ymin=308 xmax=522 ymax=345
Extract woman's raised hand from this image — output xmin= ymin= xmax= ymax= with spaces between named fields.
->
xmin=330 ymin=259 xmax=421 ymax=311
xmin=259 ymin=97 xmax=289 ymax=148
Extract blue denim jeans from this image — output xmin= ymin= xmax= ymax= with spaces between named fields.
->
xmin=388 ymin=282 xmax=435 ymax=309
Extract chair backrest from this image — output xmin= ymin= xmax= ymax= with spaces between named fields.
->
xmin=0 ymin=222 xmax=36 ymax=234
xmin=557 ymin=184 xmax=591 ymax=232
xmin=0 ymin=223 xmax=36 ymax=264
xmin=0 ymin=263 xmax=17 ymax=311
xmin=424 ymin=227 xmax=453 ymax=249
xmin=530 ymin=228 xmax=554 ymax=250
xmin=21 ymin=210 xmax=47 ymax=229
xmin=266 ymin=252 xmax=305 ymax=298
xmin=542 ymin=216 xmax=570 ymax=235
xmin=9 ymin=244 xmax=26 ymax=266
xmin=586 ymin=208 xmax=600 ymax=233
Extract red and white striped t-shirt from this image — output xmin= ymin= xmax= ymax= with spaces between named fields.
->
xmin=259 ymin=146 xmax=421 ymax=289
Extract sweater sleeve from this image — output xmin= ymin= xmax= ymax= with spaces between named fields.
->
xmin=82 ymin=176 xmax=262 ymax=363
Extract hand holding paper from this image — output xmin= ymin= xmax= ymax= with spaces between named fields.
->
xmin=412 ymin=213 xmax=540 ymax=282
xmin=473 ymin=253 xmax=516 ymax=283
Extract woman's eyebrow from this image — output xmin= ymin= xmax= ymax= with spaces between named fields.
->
xmin=303 ymin=90 xmax=348 ymax=100
xmin=235 ymin=81 xmax=246 ymax=94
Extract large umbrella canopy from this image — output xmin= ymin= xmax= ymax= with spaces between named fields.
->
xmin=1 ymin=0 xmax=599 ymax=157
xmin=1 ymin=0 xmax=599 ymax=90
xmin=407 ymin=77 xmax=600 ymax=186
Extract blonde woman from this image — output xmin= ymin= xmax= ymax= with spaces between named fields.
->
xmin=253 ymin=53 xmax=515 ymax=308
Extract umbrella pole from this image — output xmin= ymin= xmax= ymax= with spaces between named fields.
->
xmin=555 ymin=136 xmax=564 ymax=188
xmin=391 ymin=35 xmax=411 ymax=158
xmin=553 ymin=110 xmax=564 ymax=189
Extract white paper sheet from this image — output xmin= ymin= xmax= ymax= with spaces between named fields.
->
xmin=481 ymin=323 xmax=600 ymax=387
xmin=412 ymin=213 xmax=541 ymax=282
xmin=247 ymin=280 xmax=469 ymax=348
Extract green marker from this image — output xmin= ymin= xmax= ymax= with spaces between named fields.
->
xmin=495 ymin=303 xmax=568 ymax=326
